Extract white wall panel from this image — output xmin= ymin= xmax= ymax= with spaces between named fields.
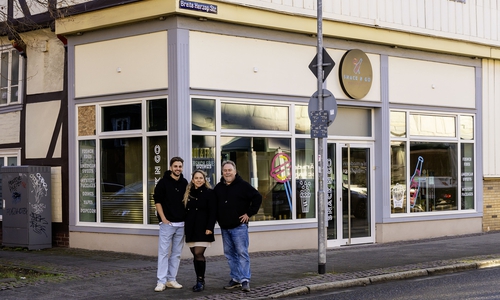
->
xmin=482 ymin=59 xmax=500 ymax=176
xmin=388 ymin=57 xmax=475 ymax=108
xmin=25 ymin=101 xmax=60 ymax=159
xmin=0 ymin=111 xmax=20 ymax=144
xmin=190 ymin=32 xmax=316 ymax=97
xmin=74 ymin=31 xmax=168 ymax=98
xmin=225 ymin=0 xmax=500 ymax=46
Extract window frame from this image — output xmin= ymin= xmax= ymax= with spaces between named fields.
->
xmin=75 ymin=98 xmax=168 ymax=227
xmin=389 ymin=110 xmax=476 ymax=216
xmin=0 ymin=47 xmax=24 ymax=107
xmin=191 ymin=96 xmax=318 ymax=225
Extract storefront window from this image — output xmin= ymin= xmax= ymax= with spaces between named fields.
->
xmin=390 ymin=111 xmax=474 ymax=215
xmin=147 ymin=99 xmax=167 ymax=131
xmin=460 ymin=116 xmax=473 ymax=140
xmin=410 ymin=114 xmax=456 ymax=137
xmin=295 ymin=105 xmax=310 ymax=134
xmin=296 ymin=138 xmax=315 ymax=219
xmin=221 ymin=136 xmax=291 ymax=221
xmin=148 ymin=136 xmax=167 ymax=224
xmin=390 ymin=111 xmax=406 ymax=138
xmin=221 ymin=103 xmax=289 ymax=131
xmin=328 ymin=107 xmax=371 ymax=136
xmin=391 ymin=141 xmax=406 ymax=213
xmin=409 ymin=142 xmax=458 ymax=212
xmin=192 ymin=98 xmax=215 ymax=131
xmin=79 ymin=140 xmax=97 ymax=222
xmin=77 ymin=99 xmax=167 ymax=225
xmin=192 ymin=135 xmax=216 ymax=185
xmin=461 ymin=143 xmax=474 ymax=209
xmin=102 ymin=103 xmax=141 ymax=132
xmin=100 ymin=137 xmax=143 ymax=223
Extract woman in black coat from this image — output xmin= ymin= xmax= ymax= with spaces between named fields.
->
xmin=183 ymin=169 xmax=217 ymax=292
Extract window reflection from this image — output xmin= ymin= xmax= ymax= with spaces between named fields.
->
xmin=460 ymin=116 xmax=473 ymax=140
xmin=192 ymin=135 xmax=216 ymax=185
xmin=409 ymin=142 xmax=458 ymax=212
xmin=295 ymin=105 xmax=310 ymax=134
xmin=100 ymin=137 xmax=143 ymax=223
xmin=221 ymin=103 xmax=289 ymax=131
xmin=147 ymin=99 xmax=167 ymax=131
xmin=410 ymin=114 xmax=456 ymax=137
xmin=390 ymin=111 xmax=406 ymax=137
xmin=296 ymin=139 xmax=315 ymax=219
xmin=328 ymin=107 xmax=371 ymax=137
xmin=147 ymin=136 xmax=167 ymax=224
xmin=461 ymin=143 xmax=474 ymax=209
xmin=192 ymin=98 xmax=215 ymax=131
xmin=221 ymin=136 xmax=291 ymax=220
xmin=102 ymin=104 xmax=141 ymax=132
xmin=391 ymin=141 xmax=406 ymax=213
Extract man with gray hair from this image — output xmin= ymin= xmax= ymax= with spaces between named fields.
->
xmin=213 ymin=160 xmax=262 ymax=292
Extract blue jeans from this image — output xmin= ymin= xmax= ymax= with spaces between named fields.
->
xmin=157 ymin=223 xmax=184 ymax=284
xmin=221 ymin=223 xmax=251 ymax=283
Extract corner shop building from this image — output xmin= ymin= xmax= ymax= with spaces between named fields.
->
xmin=57 ymin=1 xmax=488 ymax=256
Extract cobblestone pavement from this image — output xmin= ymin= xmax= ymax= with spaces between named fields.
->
xmin=1 ymin=231 xmax=500 ymax=299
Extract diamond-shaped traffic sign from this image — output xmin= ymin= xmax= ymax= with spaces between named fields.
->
xmin=308 ymin=48 xmax=335 ymax=82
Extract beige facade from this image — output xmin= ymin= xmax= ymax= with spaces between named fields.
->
xmin=50 ymin=0 xmax=500 ymax=256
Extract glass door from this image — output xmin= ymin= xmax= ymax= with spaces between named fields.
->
xmin=327 ymin=142 xmax=374 ymax=246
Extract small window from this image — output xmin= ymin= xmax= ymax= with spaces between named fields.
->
xmin=101 ymin=104 xmax=142 ymax=132
xmin=0 ymin=48 xmax=22 ymax=106
xmin=147 ymin=99 xmax=167 ymax=131
xmin=221 ymin=103 xmax=289 ymax=131
xmin=410 ymin=114 xmax=456 ymax=137
xmin=192 ymin=98 xmax=215 ymax=131
xmin=390 ymin=111 xmax=406 ymax=138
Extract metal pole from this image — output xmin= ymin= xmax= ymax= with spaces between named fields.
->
xmin=317 ymin=0 xmax=326 ymax=275
xmin=347 ymin=144 xmax=351 ymax=245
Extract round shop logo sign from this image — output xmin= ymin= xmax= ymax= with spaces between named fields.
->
xmin=339 ymin=49 xmax=373 ymax=99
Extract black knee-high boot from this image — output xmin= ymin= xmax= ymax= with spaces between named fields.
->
xmin=193 ymin=260 xmax=205 ymax=292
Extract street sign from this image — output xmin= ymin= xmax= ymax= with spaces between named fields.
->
xmin=309 ymin=47 xmax=335 ymax=82
xmin=310 ymin=110 xmax=328 ymax=138
xmin=308 ymin=89 xmax=337 ymax=126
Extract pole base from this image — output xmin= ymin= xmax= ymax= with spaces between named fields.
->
xmin=318 ymin=263 xmax=326 ymax=274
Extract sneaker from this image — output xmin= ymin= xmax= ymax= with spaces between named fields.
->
xmin=166 ymin=281 xmax=183 ymax=289
xmin=154 ymin=283 xmax=166 ymax=292
xmin=223 ymin=279 xmax=242 ymax=289
xmin=241 ymin=281 xmax=250 ymax=292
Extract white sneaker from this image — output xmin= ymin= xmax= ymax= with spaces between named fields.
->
xmin=166 ymin=281 xmax=183 ymax=289
xmin=154 ymin=283 xmax=166 ymax=292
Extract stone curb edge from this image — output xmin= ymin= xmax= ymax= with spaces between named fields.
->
xmin=266 ymin=259 xmax=500 ymax=299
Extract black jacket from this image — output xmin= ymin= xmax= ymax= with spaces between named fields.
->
xmin=214 ymin=174 xmax=262 ymax=229
xmin=153 ymin=170 xmax=188 ymax=223
xmin=184 ymin=186 xmax=217 ymax=243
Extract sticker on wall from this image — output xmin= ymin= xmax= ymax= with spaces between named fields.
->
xmin=339 ymin=49 xmax=373 ymax=99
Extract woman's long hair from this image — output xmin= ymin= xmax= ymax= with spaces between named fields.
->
xmin=183 ymin=169 xmax=211 ymax=207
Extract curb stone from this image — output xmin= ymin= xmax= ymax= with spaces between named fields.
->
xmin=267 ymin=259 xmax=500 ymax=299
xmin=369 ymin=269 xmax=428 ymax=283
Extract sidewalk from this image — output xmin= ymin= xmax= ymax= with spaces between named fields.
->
xmin=1 ymin=231 xmax=500 ymax=300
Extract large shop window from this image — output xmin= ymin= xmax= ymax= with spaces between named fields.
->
xmin=0 ymin=48 xmax=22 ymax=106
xmin=77 ymin=99 xmax=168 ymax=224
xmin=192 ymin=99 xmax=315 ymax=222
xmin=390 ymin=111 xmax=475 ymax=214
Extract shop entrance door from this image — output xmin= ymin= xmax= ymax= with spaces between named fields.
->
xmin=327 ymin=143 xmax=374 ymax=246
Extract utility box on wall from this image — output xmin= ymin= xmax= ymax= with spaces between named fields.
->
xmin=1 ymin=166 xmax=52 ymax=249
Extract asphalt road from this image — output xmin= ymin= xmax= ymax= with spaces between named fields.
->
xmin=288 ymin=265 xmax=500 ymax=299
